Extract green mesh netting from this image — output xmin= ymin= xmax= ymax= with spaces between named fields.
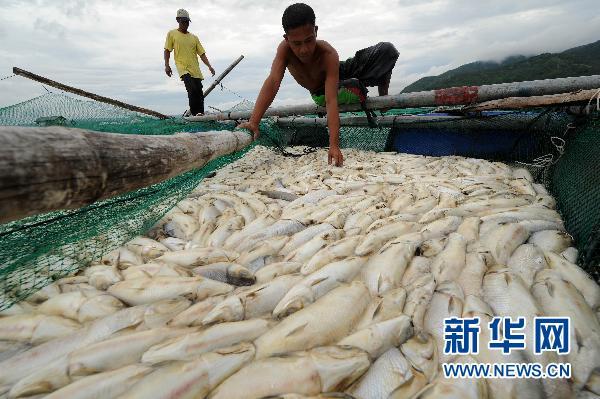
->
xmin=0 ymin=92 xmax=260 ymax=309
xmin=0 ymin=93 xmax=148 ymax=126
xmin=0 ymin=91 xmax=598 ymax=310
xmin=550 ymin=117 xmax=600 ymax=277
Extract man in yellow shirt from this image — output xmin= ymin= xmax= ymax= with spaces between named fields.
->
xmin=164 ymin=9 xmax=215 ymax=116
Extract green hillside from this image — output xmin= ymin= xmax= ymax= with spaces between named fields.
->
xmin=402 ymin=40 xmax=600 ymax=93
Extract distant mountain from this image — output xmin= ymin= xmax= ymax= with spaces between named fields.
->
xmin=402 ymin=40 xmax=600 ymax=93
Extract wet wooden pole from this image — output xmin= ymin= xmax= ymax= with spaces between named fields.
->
xmin=274 ymin=89 xmax=600 ymax=127
xmin=275 ymin=114 xmax=463 ymax=127
xmin=463 ymin=88 xmax=600 ymax=111
xmin=12 ymin=67 xmax=170 ymax=119
xmin=0 ymin=127 xmax=251 ymax=223
xmin=203 ymin=55 xmax=244 ymax=98
xmin=187 ymin=75 xmax=600 ymax=122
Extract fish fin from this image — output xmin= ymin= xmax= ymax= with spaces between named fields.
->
xmin=246 ymin=286 xmax=267 ymax=299
xmin=574 ymin=328 xmax=584 ymax=352
xmin=372 ymin=301 xmax=384 ymax=318
xmin=285 ymin=322 xmax=309 ymax=338
xmin=310 ymin=276 xmax=329 ymax=286
xmin=547 ymin=281 xmax=555 ymax=298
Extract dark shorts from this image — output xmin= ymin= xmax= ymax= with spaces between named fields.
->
xmin=339 ymin=42 xmax=399 ymax=87
xmin=311 ymin=42 xmax=399 ymax=106
xmin=181 ymin=73 xmax=204 ymax=115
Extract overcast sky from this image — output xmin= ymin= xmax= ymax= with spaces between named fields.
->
xmin=0 ymin=0 xmax=598 ymax=115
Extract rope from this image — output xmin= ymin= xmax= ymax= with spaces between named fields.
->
xmin=0 ymin=74 xmax=15 ymax=82
xmin=585 ymin=88 xmax=600 ymax=112
xmin=262 ymin=122 xmax=319 ymax=158
xmin=516 ymin=121 xmax=575 ymax=168
xmin=219 ymin=83 xmax=250 ymax=102
xmin=249 ymin=116 xmax=318 ymax=158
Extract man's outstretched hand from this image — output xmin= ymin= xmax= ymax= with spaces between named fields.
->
xmin=328 ymin=146 xmax=344 ymax=167
xmin=237 ymin=121 xmax=260 ymax=140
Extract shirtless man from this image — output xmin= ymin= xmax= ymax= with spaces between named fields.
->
xmin=238 ymin=3 xmax=399 ymax=167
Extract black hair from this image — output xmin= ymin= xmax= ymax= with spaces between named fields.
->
xmin=282 ymin=3 xmax=316 ymax=32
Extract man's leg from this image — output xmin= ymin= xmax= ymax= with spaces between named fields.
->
xmin=339 ymin=42 xmax=399 ymax=93
xmin=378 ymin=70 xmax=392 ymax=96
xmin=182 ymin=74 xmax=194 ymax=114
xmin=191 ymin=77 xmax=204 ymax=115
xmin=182 ymin=74 xmax=204 ymax=115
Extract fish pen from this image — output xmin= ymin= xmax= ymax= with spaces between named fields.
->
xmin=0 ymin=75 xmax=599 ymax=398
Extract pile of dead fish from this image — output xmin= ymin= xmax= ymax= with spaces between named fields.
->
xmin=0 ymin=146 xmax=599 ymax=399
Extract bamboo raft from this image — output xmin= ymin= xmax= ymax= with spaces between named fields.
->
xmin=0 ymin=72 xmax=598 ymax=223
xmin=187 ymin=75 xmax=600 ymax=122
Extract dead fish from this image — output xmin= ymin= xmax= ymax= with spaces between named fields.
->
xmin=193 ymin=262 xmax=255 ymax=286
xmin=350 ymin=347 xmax=417 ymax=399
xmin=274 ymin=257 xmax=367 ymax=318
xmin=360 ymin=241 xmax=415 ymax=296
xmin=254 ymin=282 xmax=371 ymax=359
xmin=121 ymin=343 xmax=256 ymax=399
xmin=339 ymin=316 xmax=413 ymax=359
xmin=255 ymin=261 xmax=303 ymax=284
xmin=209 ymin=345 xmax=369 ymax=399
xmin=107 ymin=276 xmax=232 ymax=305
xmin=156 ymin=247 xmax=239 ymax=268
xmin=168 ymin=295 xmax=226 ymax=327
xmin=355 ymin=287 xmax=407 ymax=330
xmin=142 ymin=319 xmax=270 ymax=364
xmin=203 ymin=274 xmax=304 ymax=324
xmin=125 ymin=237 xmax=169 ymax=262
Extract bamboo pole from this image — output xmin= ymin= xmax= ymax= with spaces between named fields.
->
xmin=275 ymin=113 xmax=542 ymax=130
xmin=187 ymin=74 xmax=600 ymax=122
xmin=12 ymin=67 xmax=170 ymax=119
xmin=0 ymin=127 xmax=251 ymax=223
xmin=203 ymin=55 xmax=244 ymax=97
xmin=275 ymin=114 xmax=463 ymax=127
xmin=463 ymin=88 xmax=600 ymax=111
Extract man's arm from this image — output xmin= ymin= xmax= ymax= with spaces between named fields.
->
xmin=237 ymin=42 xmax=287 ymax=140
xmin=164 ymin=31 xmax=174 ymax=77
xmin=323 ymin=50 xmax=343 ymax=166
xmin=164 ymin=49 xmax=172 ymax=77
xmin=200 ymin=54 xmax=215 ymax=77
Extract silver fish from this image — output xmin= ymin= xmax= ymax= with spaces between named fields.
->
xmin=254 ymin=282 xmax=371 ymax=359
xmin=121 ymin=343 xmax=255 ymax=399
xmin=209 ymin=345 xmax=369 ymax=399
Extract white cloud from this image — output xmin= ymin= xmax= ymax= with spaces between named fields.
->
xmin=0 ymin=0 xmax=598 ymax=115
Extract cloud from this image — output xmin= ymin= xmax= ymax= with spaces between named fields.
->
xmin=33 ymin=18 xmax=67 ymax=39
xmin=1 ymin=0 xmax=599 ymax=115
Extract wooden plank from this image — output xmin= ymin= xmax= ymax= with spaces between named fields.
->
xmin=464 ymin=88 xmax=600 ymax=111
xmin=0 ymin=127 xmax=251 ymax=223
xmin=187 ymin=74 xmax=600 ymax=122
xmin=12 ymin=67 xmax=170 ymax=119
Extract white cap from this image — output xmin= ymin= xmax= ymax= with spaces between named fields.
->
xmin=176 ymin=9 xmax=190 ymax=21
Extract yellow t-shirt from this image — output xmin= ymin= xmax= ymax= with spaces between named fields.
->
xmin=164 ymin=29 xmax=206 ymax=79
